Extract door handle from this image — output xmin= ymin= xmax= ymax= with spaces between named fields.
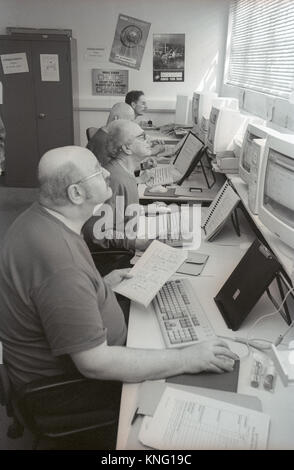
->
xmin=38 ymin=113 xmax=46 ymax=119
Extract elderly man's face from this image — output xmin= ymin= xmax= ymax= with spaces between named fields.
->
xmin=79 ymin=157 xmax=112 ymax=207
xmin=133 ymin=95 xmax=147 ymax=116
xmin=128 ymin=130 xmax=151 ymax=159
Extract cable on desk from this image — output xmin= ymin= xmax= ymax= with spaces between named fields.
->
xmin=246 ymin=285 xmax=294 ymax=353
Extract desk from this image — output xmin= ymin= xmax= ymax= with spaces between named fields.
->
xmin=145 ymin=129 xmax=181 ymax=145
xmin=139 ymin=171 xmax=225 ymax=205
xmin=116 ymin=182 xmax=294 ymax=450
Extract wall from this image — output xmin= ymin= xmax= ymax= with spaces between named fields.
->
xmin=0 ymin=0 xmax=230 ymax=145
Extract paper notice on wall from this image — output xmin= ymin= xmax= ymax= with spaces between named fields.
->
xmin=40 ymin=54 xmax=60 ymax=82
xmin=85 ymin=47 xmax=106 ymax=61
xmin=1 ymin=52 xmax=29 ymax=74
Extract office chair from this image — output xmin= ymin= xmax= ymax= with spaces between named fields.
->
xmin=86 ymin=127 xmax=98 ymax=142
xmin=0 ymin=342 xmax=119 ymax=449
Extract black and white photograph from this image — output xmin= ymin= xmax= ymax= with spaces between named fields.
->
xmin=0 ymin=0 xmax=294 ymax=457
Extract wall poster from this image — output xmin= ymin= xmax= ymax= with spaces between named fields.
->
xmin=109 ymin=14 xmax=151 ymax=70
xmin=92 ymin=69 xmax=129 ymax=96
xmin=153 ymin=34 xmax=185 ymax=82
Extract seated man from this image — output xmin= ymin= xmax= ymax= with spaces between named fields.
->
xmin=0 ymin=146 xmax=237 ymax=423
xmin=125 ymin=90 xmax=165 ymax=156
xmin=125 ymin=90 xmax=146 ymax=120
xmin=87 ymin=102 xmax=135 ymax=166
xmin=83 ymin=119 xmax=154 ymax=274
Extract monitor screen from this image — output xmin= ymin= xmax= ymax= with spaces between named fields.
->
xmin=192 ymin=93 xmax=199 ymax=126
xmin=206 ymin=107 xmax=219 ymax=152
xmin=241 ymin=131 xmax=259 ymax=173
xmin=173 ymin=132 xmax=203 ymax=175
xmin=264 ymin=148 xmax=294 ymax=230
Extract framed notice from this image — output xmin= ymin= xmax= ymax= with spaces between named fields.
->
xmin=92 ymin=69 xmax=129 ymax=96
xmin=153 ymin=34 xmax=185 ymax=82
xmin=109 ymin=14 xmax=151 ymax=70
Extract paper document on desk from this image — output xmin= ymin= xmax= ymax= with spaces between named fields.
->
xmin=113 ymin=240 xmax=187 ymax=307
xmin=139 ymin=386 xmax=270 ymax=450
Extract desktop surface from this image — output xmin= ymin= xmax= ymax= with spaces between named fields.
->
xmin=116 ymin=200 xmax=294 ymax=450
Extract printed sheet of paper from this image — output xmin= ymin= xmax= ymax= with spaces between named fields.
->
xmin=1 ymin=52 xmax=29 ymax=74
xmin=40 ymin=54 xmax=60 ymax=82
xmin=113 ymin=240 xmax=187 ymax=307
xmin=139 ymin=387 xmax=270 ymax=450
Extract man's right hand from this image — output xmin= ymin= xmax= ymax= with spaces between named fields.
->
xmin=180 ymin=339 xmax=238 ymax=374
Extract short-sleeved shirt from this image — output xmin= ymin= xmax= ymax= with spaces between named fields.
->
xmin=83 ymin=159 xmax=140 ymax=252
xmin=0 ymin=203 xmax=127 ymax=389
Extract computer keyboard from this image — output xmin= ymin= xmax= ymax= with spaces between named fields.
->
xmin=158 ymin=210 xmax=193 ymax=246
xmin=152 ymin=166 xmax=174 ymax=185
xmin=153 ymin=278 xmax=215 ymax=348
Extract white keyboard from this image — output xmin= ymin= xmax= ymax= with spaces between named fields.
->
xmin=153 ymin=278 xmax=215 ymax=348
xmin=152 ymin=166 xmax=174 ymax=185
xmin=158 ymin=210 xmax=193 ymax=246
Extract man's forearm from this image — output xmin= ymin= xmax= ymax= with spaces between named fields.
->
xmin=74 ymin=344 xmax=186 ymax=383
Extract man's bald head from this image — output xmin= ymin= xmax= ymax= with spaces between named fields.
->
xmin=38 ymin=146 xmax=97 ymax=207
xmin=106 ymin=102 xmax=135 ymax=126
xmin=106 ymin=120 xmax=143 ymax=159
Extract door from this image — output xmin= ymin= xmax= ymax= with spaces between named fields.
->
xmin=0 ymin=35 xmax=74 ymax=187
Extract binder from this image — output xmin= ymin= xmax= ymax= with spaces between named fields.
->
xmin=202 ymin=180 xmax=240 ymax=241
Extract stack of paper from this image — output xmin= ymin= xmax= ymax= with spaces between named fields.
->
xmin=139 ymin=386 xmax=270 ymax=450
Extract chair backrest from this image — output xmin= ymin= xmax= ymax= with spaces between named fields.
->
xmin=86 ymin=127 xmax=98 ymax=141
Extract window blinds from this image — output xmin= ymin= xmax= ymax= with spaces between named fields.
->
xmin=226 ymin=0 xmax=294 ymax=97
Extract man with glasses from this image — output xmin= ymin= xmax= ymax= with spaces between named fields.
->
xmin=0 ymin=145 xmax=237 ymax=446
xmin=83 ymin=119 xmax=158 ymax=275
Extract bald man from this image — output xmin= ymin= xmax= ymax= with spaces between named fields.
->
xmin=87 ymin=102 xmax=135 ymax=166
xmin=0 ymin=145 xmax=237 ymax=431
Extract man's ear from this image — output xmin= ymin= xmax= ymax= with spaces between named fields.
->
xmin=122 ymin=143 xmax=132 ymax=155
xmin=67 ymin=184 xmax=84 ymax=205
xmin=131 ymin=101 xmax=136 ymax=110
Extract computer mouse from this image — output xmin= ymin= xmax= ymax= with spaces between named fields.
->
xmin=148 ymin=185 xmax=168 ymax=193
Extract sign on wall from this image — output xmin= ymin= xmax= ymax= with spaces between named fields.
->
xmin=40 ymin=54 xmax=60 ymax=82
xmin=1 ymin=52 xmax=29 ymax=74
xmin=109 ymin=14 xmax=151 ymax=70
xmin=92 ymin=69 xmax=129 ymax=96
xmin=153 ymin=34 xmax=185 ymax=82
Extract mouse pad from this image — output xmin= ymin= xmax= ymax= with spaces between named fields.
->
xmin=166 ymin=360 xmax=240 ymax=393
xmin=144 ymin=187 xmax=177 ymax=198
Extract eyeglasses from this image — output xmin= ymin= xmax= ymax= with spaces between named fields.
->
xmin=72 ymin=167 xmax=103 ymax=186
xmin=135 ymin=132 xmax=147 ymax=141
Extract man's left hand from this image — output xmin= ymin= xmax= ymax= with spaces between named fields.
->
xmin=104 ymin=268 xmax=133 ymax=288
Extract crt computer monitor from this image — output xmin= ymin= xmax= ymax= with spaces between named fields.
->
xmin=239 ymin=124 xmax=269 ymax=184
xmin=192 ymin=92 xmax=218 ymax=127
xmin=258 ymin=134 xmax=294 ymax=250
xmin=206 ymin=106 xmax=248 ymax=154
xmin=239 ymin=123 xmax=283 ymax=185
